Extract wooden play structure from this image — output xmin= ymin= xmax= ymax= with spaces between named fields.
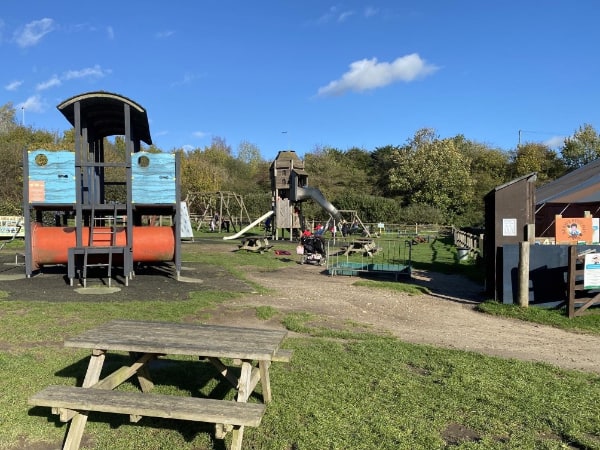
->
xmin=22 ymin=91 xmax=181 ymax=287
xmin=185 ymin=191 xmax=251 ymax=232
xmin=270 ymin=150 xmax=341 ymax=240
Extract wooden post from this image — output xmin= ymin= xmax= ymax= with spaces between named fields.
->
xmin=526 ymin=223 xmax=535 ymax=244
xmin=517 ymin=241 xmax=530 ymax=307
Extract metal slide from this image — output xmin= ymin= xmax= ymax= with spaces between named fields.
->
xmin=294 ymin=186 xmax=342 ymax=221
xmin=222 ymin=210 xmax=274 ymax=240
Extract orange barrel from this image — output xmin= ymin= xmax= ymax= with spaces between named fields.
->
xmin=30 ymin=222 xmax=175 ymax=267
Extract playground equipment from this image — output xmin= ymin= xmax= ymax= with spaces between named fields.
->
xmin=185 ymin=191 xmax=251 ymax=232
xmin=270 ymin=151 xmax=341 ymax=240
xmin=22 ymin=91 xmax=181 ymax=286
xmin=223 ymin=210 xmax=273 ymax=241
xmin=327 ymin=239 xmax=412 ymax=280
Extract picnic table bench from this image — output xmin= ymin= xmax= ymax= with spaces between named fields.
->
xmin=237 ymin=235 xmax=273 ymax=253
xmin=29 ymin=385 xmax=266 ymax=429
xmin=28 ymin=320 xmax=291 ymax=450
xmin=341 ymin=238 xmax=381 ymax=257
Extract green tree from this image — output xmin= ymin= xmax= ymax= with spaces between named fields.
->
xmin=400 ymin=203 xmax=446 ymax=224
xmin=387 ymin=128 xmax=474 ymax=222
xmin=0 ymin=102 xmax=18 ymax=134
xmin=561 ymin=124 xmax=600 ymax=170
xmin=304 ymin=146 xmax=349 ymax=200
xmin=452 ymin=136 xmax=511 ymax=226
xmin=370 ymin=145 xmax=401 ymax=197
xmin=236 ymin=140 xmax=262 ymax=168
xmin=180 ymin=148 xmax=224 ymax=197
xmin=511 ymin=143 xmax=565 ymax=183
xmin=0 ymin=137 xmax=24 ymax=214
xmin=232 ymin=141 xmax=269 ymax=193
xmin=0 ymin=104 xmax=65 ymax=214
xmin=331 ymin=192 xmax=401 ymax=223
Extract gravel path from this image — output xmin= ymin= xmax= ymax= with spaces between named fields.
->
xmin=215 ymin=262 xmax=600 ymax=375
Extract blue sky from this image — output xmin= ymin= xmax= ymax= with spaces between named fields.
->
xmin=2 ymin=1 xmax=599 ymax=160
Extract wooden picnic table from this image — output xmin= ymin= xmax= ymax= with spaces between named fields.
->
xmin=238 ymin=235 xmax=273 ymax=253
xmin=342 ymin=238 xmax=380 ymax=256
xmin=29 ymin=320 xmax=291 ymax=450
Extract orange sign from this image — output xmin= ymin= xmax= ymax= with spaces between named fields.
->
xmin=29 ymin=180 xmax=45 ymax=202
xmin=555 ymin=216 xmax=593 ymax=244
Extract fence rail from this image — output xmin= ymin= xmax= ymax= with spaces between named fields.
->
xmin=452 ymin=227 xmax=484 ymax=258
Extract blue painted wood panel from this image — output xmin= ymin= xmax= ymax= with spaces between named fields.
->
xmin=132 ymin=152 xmax=176 ymax=203
xmin=28 ymin=150 xmax=76 ymax=203
xmin=502 ymin=243 xmax=600 ymax=307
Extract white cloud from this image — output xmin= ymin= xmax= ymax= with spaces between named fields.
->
xmin=544 ymin=136 xmax=565 ymax=149
xmin=16 ymin=95 xmax=46 ymax=113
xmin=107 ymin=26 xmax=114 ymax=40
xmin=317 ymin=53 xmax=439 ymax=97
xmin=5 ymin=80 xmax=23 ymax=91
xmin=171 ymin=72 xmax=199 ymax=87
xmin=193 ymin=131 xmax=209 ymax=138
xmin=156 ymin=30 xmax=175 ymax=39
xmin=364 ymin=7 xmax=379 ymax=18
xmin=36 ymin=76 xmax=61 ymax=91
xmin=63 ymin=65 xmax=111 ymax=80
xmin=338 ymin=11 xmax=355 ymax=22
xmin=14 ymin=18 xmax=55 ymax=48
xmin=32 ymin=65 xmax=110 ymax=93
xmin=317 ymin=6 xmax=355 ymax=24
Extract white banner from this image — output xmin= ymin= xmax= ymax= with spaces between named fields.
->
xmin=584 ymin=253 xmax=600 ymax=289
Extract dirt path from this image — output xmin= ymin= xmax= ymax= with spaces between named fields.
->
xmin=210 ymin=262 xmax=600 ymax=375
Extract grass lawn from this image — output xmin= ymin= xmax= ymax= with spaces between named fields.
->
xmin=1 ymin=235 xmax=600 ymax=449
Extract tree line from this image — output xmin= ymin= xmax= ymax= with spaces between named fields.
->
xmin=1 ymin=102 xmax=599 ymax=227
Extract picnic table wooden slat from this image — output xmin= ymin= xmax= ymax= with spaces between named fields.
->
xmin=64 ymin=320 xmax=287 ymax=360
xmin=29 ymin=385 xmax=266 ymax=426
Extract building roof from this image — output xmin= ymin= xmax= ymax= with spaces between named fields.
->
xmin=57 ymin=91 xmax=152 ymax=145
xmin=536 ymin=159 xmax=600 ymax=205
xmin=269 ymin=150 xmax=305 ymax=170
xmin=485 ymin=173 xmax=537 ymax=198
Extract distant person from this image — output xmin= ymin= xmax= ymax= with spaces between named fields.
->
xmin=222 ymin=219 xmax=230 ymax=233
xmin=341 ymin=221 xmax=349 ymax=237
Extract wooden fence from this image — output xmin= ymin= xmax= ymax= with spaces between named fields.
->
xmin=452 ymin=227 xmax=484 ymax=258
